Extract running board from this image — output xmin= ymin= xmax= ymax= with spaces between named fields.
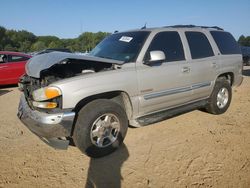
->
xmin=136 ymin=100 xmax=208 ymax=126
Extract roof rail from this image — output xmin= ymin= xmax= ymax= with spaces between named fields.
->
xmin=163 ymin=25 xmax=224 ymax=31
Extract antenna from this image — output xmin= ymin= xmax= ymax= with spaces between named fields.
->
xmin=141 ymin=22 xmax=147 ymax=29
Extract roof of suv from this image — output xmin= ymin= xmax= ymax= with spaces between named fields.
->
xmin=122 ymin=25 xmax=225 ymax=33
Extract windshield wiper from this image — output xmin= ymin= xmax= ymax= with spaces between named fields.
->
xmin=96 ymin=55 xmax=114 ymax=60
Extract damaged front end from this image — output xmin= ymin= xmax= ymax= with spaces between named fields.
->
xmin=17 ymin=52 xmax=123 ymax=149
xmin=19 ymin=52 xmax=123 ymax=110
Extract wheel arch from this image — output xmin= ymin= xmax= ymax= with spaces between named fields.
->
xmin=217 ymin=72 xmax=234 ymax=86
xmin=71 ymin=90 xmax=133 ymax=135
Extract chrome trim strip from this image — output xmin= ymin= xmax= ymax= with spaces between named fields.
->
xmin=144 ymin=86 xmax=192 ymax=100
xmin=143 ymin=82 xmax=211 ymax=100
xmin=192 ymin=82 xmax=211 ymax=90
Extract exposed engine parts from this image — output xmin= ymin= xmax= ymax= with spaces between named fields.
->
xmin=39 ymin=59 xmax=114 ymax=86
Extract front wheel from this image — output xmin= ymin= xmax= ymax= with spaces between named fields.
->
xmin=73 ymin=99 xmax=128 ymax=158
xmin=205 ymin=77 xmax=232 ymax=115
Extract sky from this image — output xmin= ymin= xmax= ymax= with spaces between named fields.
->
xmin=1 ymin=0 xmax=250 ymax=39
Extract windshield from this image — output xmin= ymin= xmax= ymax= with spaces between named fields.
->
xmin=90 ymin=31 xmax=150 ymax=62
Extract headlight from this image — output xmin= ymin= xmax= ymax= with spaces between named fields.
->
xmin=32 ymin=86 xmax=62 ymax=102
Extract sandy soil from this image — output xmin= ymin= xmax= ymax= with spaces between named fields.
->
xmin=0 ymin=67 xmax=250 ymax=188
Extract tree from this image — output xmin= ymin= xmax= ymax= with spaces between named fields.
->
xmin=37 ymin=36 xmax=60 ymax=46
xmin=78 ymin=31 xmax=110 ymax=52
xmin=31 ymin=41 xmax=46 ymax=51
xmin=94 ymin=32 xmax=110 ymax=46
xmin=0 ymin=26 xmax=111 ymax=52
xmin=0 ymin=26 xmax=6 ymax=50
xmin=19 ymin=41 xmax=32 ymax=52
xmin=238 ymin=35 xmax=250 ymax=46
xmin=48 ymin=40 xmax=64 ymax=49
xmin=4 ymin=44 xmax=16 ymax=51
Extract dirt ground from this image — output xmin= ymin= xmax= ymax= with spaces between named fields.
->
xmin=0 ymin=67 xmax=250 ymax=188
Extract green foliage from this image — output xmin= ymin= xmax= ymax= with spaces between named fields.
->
xmin=31 ymin=41 xmax=46 ymax=51
xmin=4 ymin=44 xmax=16 ymax=51
xmin=238 ymin=35 xmax=250 ymax=46
xmin=0 ymin=26 xmax=110 ymax=53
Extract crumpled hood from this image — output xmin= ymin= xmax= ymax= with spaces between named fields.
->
xmin=26 ymin=51 xmax=124 ymax=78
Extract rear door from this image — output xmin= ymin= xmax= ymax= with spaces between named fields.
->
xmin=137 ymin=31 xmax=193 ymax=116
xmin=0 ymin=54 xmax=29 ymax=84
xmin=183 ymin=31 xmax=218 ymax=100
xmin=7 ymin=55 xmax=29 ymax=80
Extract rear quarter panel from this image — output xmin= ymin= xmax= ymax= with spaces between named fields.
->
xmin=218 ymin=54 xmax=243 ymax=86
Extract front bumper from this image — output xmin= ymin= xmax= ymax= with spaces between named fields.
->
xmin=17 ymin=94 xmax=75 ymax=149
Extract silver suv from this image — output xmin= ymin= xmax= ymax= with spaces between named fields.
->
xmin=18 ymin=25 xmax=243 ymax=157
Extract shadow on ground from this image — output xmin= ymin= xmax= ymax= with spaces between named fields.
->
xmin=85 ymin=144 xmax=129 ymax=188
xmin=0 ymin=84 xmax=17 ymax=89
xmin=243 ymin=67 xmax=250 ymax=76
xmin=0 ymin=89 xmax=11 ymax=96
xmin=0 ymin=84 xmax=17 ymax=96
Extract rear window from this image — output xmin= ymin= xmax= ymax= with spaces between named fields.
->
xmin=210 ymin=31 xmax=241 ymax=55
xmin=185 ymin=32 xmax=214 ymax=59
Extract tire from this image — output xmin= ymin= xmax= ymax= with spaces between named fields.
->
xmin=244 ymin=57 xmax=250 ymax=66
xmin=73 ymin=99 xmax=128 ymax=158
xmin=205 ymin=77 xmax=232 ymax=115
xmin=247 ymin=59 xmax=250 ymax=66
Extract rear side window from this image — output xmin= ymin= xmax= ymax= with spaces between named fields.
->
xmin=185 ymin=32 xmax=214 ymax=59
xmin=146 ymin=31 xmax=185 ymax=62
xmin=210 ymin=31 xmax=241 ymax=55
xmin=9 ymin=55 xmax=29 ymax=62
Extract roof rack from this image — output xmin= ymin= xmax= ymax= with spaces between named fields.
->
xmin=163 ymin=25 xmax=224 ymax=31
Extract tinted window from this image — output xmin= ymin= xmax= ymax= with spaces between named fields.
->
xmin=9 ymin=55 xmax=29 ymax=62
xmin=185 ymin=32 xmax=214 ymax=59
xmin=210 ymin=31 xmax=241 ymax=54
xmin=146 ymin=32 xmax=185 ymax=62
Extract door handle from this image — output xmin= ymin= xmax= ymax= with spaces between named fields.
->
xmin=182 ymin=67 xmax=190 ymax=73
xmin=0 ymin=66 xmax=7 ymax=69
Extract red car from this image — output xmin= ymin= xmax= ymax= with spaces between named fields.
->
xmin=0 ymin=51 xmax=31 ymax=85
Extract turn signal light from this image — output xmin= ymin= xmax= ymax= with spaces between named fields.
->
xmin=32 ymin=101 xmax=57 ymax=109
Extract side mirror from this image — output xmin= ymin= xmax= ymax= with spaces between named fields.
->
xmin=144 ymin=50 xmax=166 ymax=65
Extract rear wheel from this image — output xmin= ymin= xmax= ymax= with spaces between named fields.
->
xmin=205 ymin=77 xmax=232 ymax=114
xmin=73 ymin=99 xmax=128 ymax=158
xmin=247 ymin=59 xmax=250 ymax=66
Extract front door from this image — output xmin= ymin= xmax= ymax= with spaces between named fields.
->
xmin=137 ymin=31 xmax=193 ymax=116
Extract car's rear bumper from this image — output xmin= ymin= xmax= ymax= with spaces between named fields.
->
xmin=17 ymin=94 xmax=75 ymax=149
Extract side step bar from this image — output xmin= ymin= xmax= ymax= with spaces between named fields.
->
xmin=136 ymin=100 xmax=208 ymax=126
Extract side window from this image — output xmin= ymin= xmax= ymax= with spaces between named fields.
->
xmin=210 ymin=31 xmax=241 ymax=55
xmin=185 ymin=32 xmax=214 ymax=59
xmin=146 ymin=31 xmax=185 ymax=62
xmin=9 ymin=55 xmax=29 ymax=62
